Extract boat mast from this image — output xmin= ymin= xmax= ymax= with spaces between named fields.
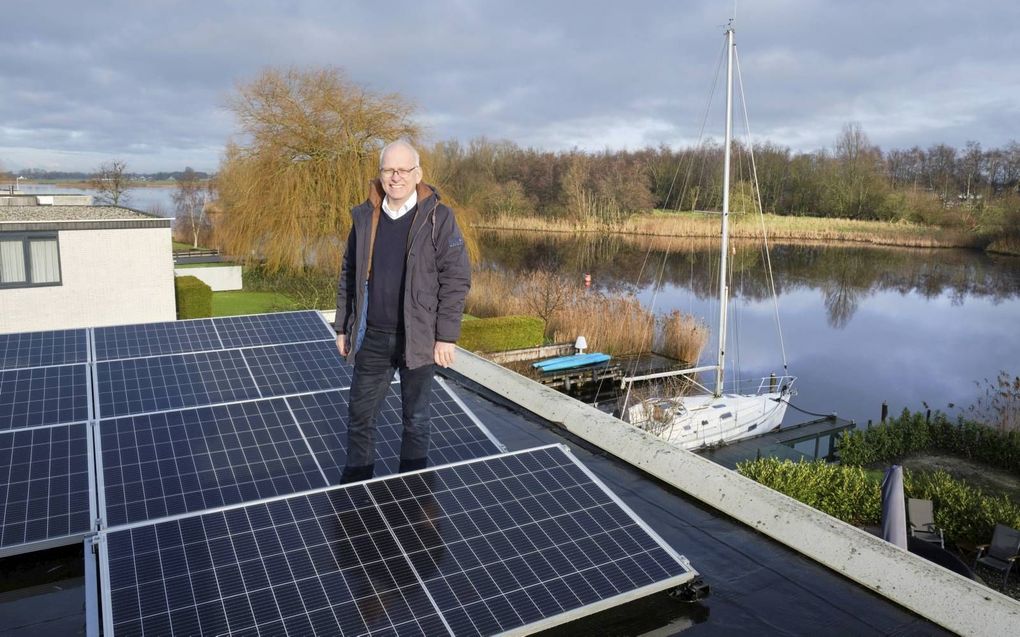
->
xmin=715 ymin=23 xmax=735 ymax=398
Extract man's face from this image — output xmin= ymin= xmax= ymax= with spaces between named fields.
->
xmin=379 ymin=145 xmax=421 ymax=206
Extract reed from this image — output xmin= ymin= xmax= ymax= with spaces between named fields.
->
xmin=658 ymin=310 xmax=710 ymax=363
xmin=475 ymin=210 xmax=979 ymax=249
xmin=466 ymin=270 xmax=708 ymax=359
xmin=549 ymin=294 xmax=654 ymax=356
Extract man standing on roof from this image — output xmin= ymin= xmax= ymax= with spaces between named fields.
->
xmin=335 ymin=140 xmax=471 ymax=483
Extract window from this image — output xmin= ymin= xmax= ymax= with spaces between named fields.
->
xmin=0 ymin=233 xmax=62 ymax=288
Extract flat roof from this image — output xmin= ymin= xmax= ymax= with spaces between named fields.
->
xmin=443 ymin=374 xmax=952 ymax=635
xmin=0 ymin=205 xmax=170 ymax=231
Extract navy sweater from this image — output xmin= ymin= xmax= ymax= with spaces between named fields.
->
xmin=366 ymin=206 xmax=415 ymax=332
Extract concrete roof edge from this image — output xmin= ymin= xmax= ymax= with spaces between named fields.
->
xmin=448 ymin=347 xmax=1020 ymax=636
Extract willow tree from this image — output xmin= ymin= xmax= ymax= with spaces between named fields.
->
xmin=217 ymin=67 xmax=418 ymax=272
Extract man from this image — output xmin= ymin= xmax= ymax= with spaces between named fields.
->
xmin=335 ymin=140 xmax=471 ymax=483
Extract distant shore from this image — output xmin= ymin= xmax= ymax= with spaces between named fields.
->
xmin=21 ymin=179 xmax=180 ymax=188
xmin=476 ymin=210 xmax=1020 ymax=254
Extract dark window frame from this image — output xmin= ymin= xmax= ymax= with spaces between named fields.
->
xmin=0 ymin=231 xmax=63 ymax=289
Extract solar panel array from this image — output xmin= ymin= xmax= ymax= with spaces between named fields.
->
xmin=0 ymin=310 xmax=503 ymax=558
xmin=0 ymin=327 xmax=93 ymax=557
xmin=2 ymin=311 xmax=697 ymax=634
xmin=98 ymin=445 xmax=695 ymax=636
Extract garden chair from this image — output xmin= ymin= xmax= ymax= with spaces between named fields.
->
xmin=973 ymin=524 xmax=1020 ymax=588
xmin=906 ymin=498 xmax=944 ymax=548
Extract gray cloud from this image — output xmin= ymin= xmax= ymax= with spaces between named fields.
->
xmin=1 ymin=0 xmax=1017 ymax=172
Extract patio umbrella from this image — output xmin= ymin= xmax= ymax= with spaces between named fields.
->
xmin=881 ymin=464 xmax=907 ymax=549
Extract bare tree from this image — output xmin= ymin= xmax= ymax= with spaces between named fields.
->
xmin=173 ymin=167 xmax=209 ymax=248
xmin=90 ymin=160 xmax=130 ymax=205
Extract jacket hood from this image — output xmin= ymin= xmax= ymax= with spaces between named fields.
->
xmin=365 ymin=180 xmax=439 ymax=210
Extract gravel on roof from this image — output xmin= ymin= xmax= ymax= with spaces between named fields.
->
xmin=0 ymin=205 xmax=159 ymax=223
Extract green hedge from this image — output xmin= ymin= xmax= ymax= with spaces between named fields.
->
xmin=175 ymin=275 xmax=212 ymax=319
xmin=737 ymin=458 xmax=1020 ymax=546
xmin=837 ymin=409 xmax=1020 ymax=473
xmin=458 ymin=315 xmax=544 ymax=352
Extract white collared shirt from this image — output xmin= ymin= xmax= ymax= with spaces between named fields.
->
xmin=382 ymin=190 xmax=418 ymax=220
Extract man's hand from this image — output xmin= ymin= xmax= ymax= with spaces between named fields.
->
xmin=336 ymin=333 xmax=349 ymax=357
xmin=434 ymin=341 xmax=455 ymax=368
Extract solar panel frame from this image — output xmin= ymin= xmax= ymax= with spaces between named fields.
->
xmin=94 ymin=319 xmax=223 ymax=362
xmin=0 ymin=421 xmax=96 ymax=558
xmin=0 ymin=327 xmax=89 ymax=370
xmin=213 ymin=310 xmax=336 ymax=350
xmin=288 ymin=380 xmax=504 ymax=484
xmin=97 ymin=398 xmax=329 ymax=528
xmin=95 ymin=350 xmax=264 ymax=419
xmin=241 ymin=340 xmax=353 ymax=398
xmin=96 ymin=444 xmax=696 ymax=636
xmin=0 ymin=363 xmax=91 ymax=431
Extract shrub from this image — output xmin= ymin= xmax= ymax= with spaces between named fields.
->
xmin=738 ymin=458 xmax=1020 ymax=546
xmin=736 ymin=458 xmax=880 ymax=525
xmin=458 ymin=315 xmax=545 ymax=352
xmin=174 ymin=275 xmax=212 ymax=319
xmin=837 ymin=409 xmax=1020 ymax=474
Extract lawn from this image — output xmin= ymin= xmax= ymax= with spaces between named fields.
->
xmin=211 ymin=291 xmax=299 ymax=316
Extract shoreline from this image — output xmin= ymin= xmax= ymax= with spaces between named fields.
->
xmin=473 ymin=211 xmax=1020 ymax=255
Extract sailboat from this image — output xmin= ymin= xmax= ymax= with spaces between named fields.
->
xmin=622 ymin=23 xmax=796 ymax=450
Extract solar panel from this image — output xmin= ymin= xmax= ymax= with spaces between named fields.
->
xmin=99 ymin=399 xmax=327 ymax=527
xmin=94 ymin=319 xmax=221 ymax=362
xmin=0 ymin=423 xmax=93 ymax=556
xmin=98 ymin=445 xmax=696 ymax=636
xmin=0 ymin=365 xmax=90 ymax=430
xmin=243 ymin=340 xmax=353 ymax=398
xmin=0 ymin=328 xmax=88 ymax=370
xmin=97 ymin=350 xmax=261 ymax=419
xmin=214 ymin=310 xmax=335 ymax=349
xmin=287 ymin=382 xmax=503 ymax=484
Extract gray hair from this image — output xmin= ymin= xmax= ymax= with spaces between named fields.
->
xmin=379 ymin=139 xmax=420 ymax=168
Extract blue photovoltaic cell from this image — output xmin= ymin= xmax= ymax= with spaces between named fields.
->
xmin=100 ymin=399 xmax=327 ymax=527
xmin=287 ymin=385 xmax=501 ymax=483
xmin=0 ymin=328 xmax=88 ymax=370
xmin=101 ymin=446 xmax=693 ymax=636
xmin=214 ymin=311 xmax=335 ymax=349
xmin=242 ymin=341 xmax=353 ymax=397
xmin=97 ymin=350 xmax=260 ymax=419
xmin=0 ymin=365 xmax=90 ymax=430
xmin=0 ymin=423 xmax=91 ymax=553
xmin=94 ymin=320 xmax=222 ymax=361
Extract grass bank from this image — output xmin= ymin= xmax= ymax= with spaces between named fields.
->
xmin=211 ymin=291 xmax=298 ymax=316
xmin=476 ymin=210 xmax=980 ymax=250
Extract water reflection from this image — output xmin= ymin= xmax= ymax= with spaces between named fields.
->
xmin=478 ymin=230 xmax=1020 ymax=426
xmin=480 ymin=231 xmax=1020 ymax=327
xmin=15 ymin=183 xmax=176 ymax=215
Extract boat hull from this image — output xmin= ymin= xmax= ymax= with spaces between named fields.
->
xmin=626 ymin=390 xmax=790 ymax=451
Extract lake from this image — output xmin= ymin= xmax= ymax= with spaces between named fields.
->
xmin=479 ymin=231 xmax=1020 ymax=427
xmin=15 ymin=183 xmax=176 ymax=215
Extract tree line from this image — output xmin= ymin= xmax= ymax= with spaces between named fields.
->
xmin=433 ymin=125 xmax=1020 ymax=231
xmin=10 ymin=67 xmax=1017 ymax=272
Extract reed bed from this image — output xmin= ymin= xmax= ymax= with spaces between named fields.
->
xmin=475 ymin=210 xmax=977 ymax=249
xmin=466 ymin=269 xmax=708 ymax=360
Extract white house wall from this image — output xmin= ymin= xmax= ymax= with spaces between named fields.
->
xmin=0 ymin=228 xmax=175 ymax=333
xmin=174 ymin=265 xmax=242 ymax=291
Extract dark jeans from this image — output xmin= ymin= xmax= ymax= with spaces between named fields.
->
xmin=345 ymin=327 xmax=435 ymax=470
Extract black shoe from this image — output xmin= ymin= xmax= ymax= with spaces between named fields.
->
xmin=339 ymin=464 xmax=374 ymax=484
xmin=398 ymin=457 xmax=428 ymax=473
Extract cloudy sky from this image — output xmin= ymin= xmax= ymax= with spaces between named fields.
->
xmin=2 ymin=0 xmax=1017 ymax=173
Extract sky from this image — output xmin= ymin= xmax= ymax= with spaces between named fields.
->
xmin=2 ymin=0 xmax=1018 ymax=173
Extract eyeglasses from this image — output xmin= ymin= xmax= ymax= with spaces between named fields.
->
xmin=379 ymin=166 xmax=418 ymax=179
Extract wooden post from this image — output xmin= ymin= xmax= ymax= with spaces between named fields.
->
xmin=881 ymin=401 xmax=888 ymax=423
